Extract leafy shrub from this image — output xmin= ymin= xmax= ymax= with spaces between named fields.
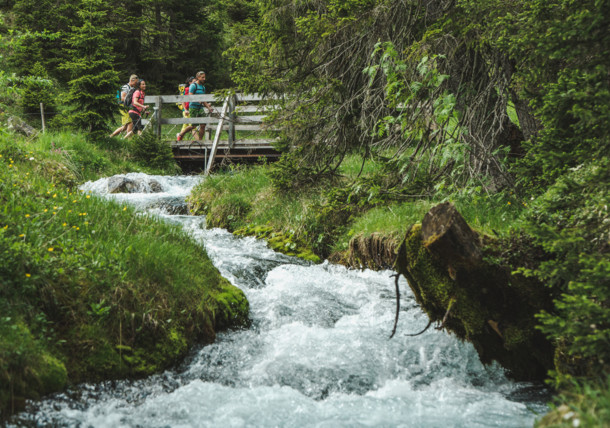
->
xmin=131 ymin=128 xmax=180 ymax=173
xmin=523 ymin=157 xmax=610 ymax=383
xmin=19 ymin=63 xmax=58 ymax=119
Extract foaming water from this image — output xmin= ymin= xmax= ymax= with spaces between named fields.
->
xmin=11 ymin=174 xmax=549 ymax=427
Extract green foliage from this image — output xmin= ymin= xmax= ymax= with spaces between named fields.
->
xmin=17 ymin=63 xmax=58 ymax=120
xmin=2 ymin=0 xmax=232 ymax=94
xmin=521 ymin=157 xmax=610 ymax=382
xmin=130 ymin=128 xmax=180 ymax=173
xmin=267 ymin=147 xmax=324 ymax=191
xmin=59 ymin=0 xmax=119 ymax=137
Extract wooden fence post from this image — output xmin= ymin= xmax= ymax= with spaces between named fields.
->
xmin=155 ymin=96 xmax=162 ymax=138
xmin=40 ymin=103 xmax=46 ymax=133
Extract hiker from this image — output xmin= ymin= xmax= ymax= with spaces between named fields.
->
xmin=188 ymin=71 xmax=214 ymax=141
xmin=176 ymin=76 xmax=197 ymax=141
xmin=109 ymin=74 xmax=138 ymax=138
xmin=124 ymin=79 xmax=149 ymax=139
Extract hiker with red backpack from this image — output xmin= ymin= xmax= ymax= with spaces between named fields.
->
xmin=176 ymin=76 xmax=197 ymax=141
xmin=124 ymin=79 xmax=149 ymax=139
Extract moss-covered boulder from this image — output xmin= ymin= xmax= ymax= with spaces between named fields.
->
xmin=394 ymin=203 xmax=555 ymax=380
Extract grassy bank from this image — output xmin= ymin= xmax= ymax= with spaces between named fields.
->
xmin=0 ymin=131 xmax=248 ymax=417
xmin=188 ymin=156 xmax=527 ymax=259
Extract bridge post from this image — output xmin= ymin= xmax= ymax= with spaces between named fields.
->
xmin=155 ymin=97 xmax=162 ymax=138
xmin=228 ymin=94 xmax=236 ymax=149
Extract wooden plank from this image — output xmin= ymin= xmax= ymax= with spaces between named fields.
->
xmin=171 ymin=139 xmax=277 ymax=148
xmin=159 ymin=115 xmax=267 ymax=126
xmin=205 ymin=97 xmax=230 ymax=175
xmin=174 ymin=153 xmax=280 ymax=160
xmin=160 ymin=117 xmax=223 ymax=125
xmin=234 ymin=115 xmax=267 ymax=123
xmin=235 ymin=124 xmax=278 ymax=131
xmin=235 ymin=93 xmax=282 ymax=102
xmin=235 ymin=105 xmax=279 ymax=113
xmin=144 ymin=93 xmax=281 ymax=105
xmin=144 ymin=94 xmax=217 ymax=104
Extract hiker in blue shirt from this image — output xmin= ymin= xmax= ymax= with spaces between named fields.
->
xmin=189 ymin=71 xmax=214 ymax=141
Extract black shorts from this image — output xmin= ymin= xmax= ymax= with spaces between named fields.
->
xmin=129 ymin=112 xmax=144 ymax=132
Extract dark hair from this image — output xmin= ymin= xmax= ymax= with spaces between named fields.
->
xmin=137 ymin=79 xmax=146 ymax=89
xmin=185 ymin=76 xmax=195 ymax=85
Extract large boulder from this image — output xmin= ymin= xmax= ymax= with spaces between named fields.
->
xmin=107 ymin=176 xmax=139 ymax=193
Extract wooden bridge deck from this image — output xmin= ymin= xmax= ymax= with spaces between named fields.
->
xmin=169 ymin=139 xmax=280 ymax=170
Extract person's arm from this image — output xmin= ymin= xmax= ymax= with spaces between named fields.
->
xmin=204 ymin=101 xmax=214 ymax=114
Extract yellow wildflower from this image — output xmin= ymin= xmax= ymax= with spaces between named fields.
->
xmin=25 ymin=273 xmax=31 ymax=278
xmin=48 ymin=247 xmax=54 ymax=252
xmin=25 ymin=214 xmax=30 ymax=218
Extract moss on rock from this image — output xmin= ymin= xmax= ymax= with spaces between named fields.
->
xmin=234 ymin=225 xmax=320 ymax=263
xmin=394 ymin=223 xmax=555 ymax=381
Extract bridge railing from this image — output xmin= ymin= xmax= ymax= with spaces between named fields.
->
xmin=141 ymin=93 xmax=280 ymax=174
xmin=141 ymin=93 xmax=279 ymax=145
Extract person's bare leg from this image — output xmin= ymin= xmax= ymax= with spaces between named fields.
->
xmin=110 ymin=124 xmax=126 ymax=137
xmin=197 ymin=125 xmax=206 ymax=141
xmin=178 ymin=125 xmax=195 ymax=140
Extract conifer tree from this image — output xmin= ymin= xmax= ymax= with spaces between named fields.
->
xmin=60 ymin=0 xmax=118 ymax=136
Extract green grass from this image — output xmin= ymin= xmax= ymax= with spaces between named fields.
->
xmin=0 ymin=132 xmax=247 ymax=417
xmin=189 ymin=153 xmax=530 ymax=258
xmin=32 ymin=130 xmax=179 ymax=180
xmin=337 ymin=152 xmax=387 ymax=178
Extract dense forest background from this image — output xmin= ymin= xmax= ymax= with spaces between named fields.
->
xmin=1 ymin=0 xmax=609 ymax=423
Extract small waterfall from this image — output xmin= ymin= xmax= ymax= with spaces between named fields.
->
xmin=11 ymin=174 xmax=549 ymax=428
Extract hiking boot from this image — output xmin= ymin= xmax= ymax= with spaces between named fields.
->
xmin=176 ymin=133 xmax=182 ymax=141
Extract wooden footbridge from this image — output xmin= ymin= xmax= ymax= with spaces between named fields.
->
xmin=142 ymin=93 xmax=280 ymax=174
